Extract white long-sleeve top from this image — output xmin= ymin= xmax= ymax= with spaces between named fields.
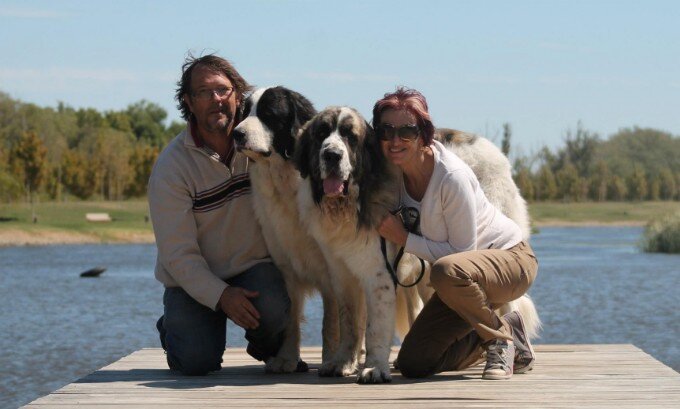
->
xmin=403 ymin=140 xmax=522 ymax=263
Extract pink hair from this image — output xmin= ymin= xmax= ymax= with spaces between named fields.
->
xmin=371 ymin=86 xmax=435 ymax=145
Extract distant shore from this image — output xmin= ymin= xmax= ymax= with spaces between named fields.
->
xmin=0 ymin=221 xmax=648 ymax=247
xmin=1 ymin=200 xmax=676 ymax=247
xmin=0 ymin=228 xmax=155 ymax=247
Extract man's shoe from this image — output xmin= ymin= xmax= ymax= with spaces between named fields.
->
xmin=482 ymin=339 xmax=514 ymax=380
xmin=504 ymin=310 xmax=536 ymax=374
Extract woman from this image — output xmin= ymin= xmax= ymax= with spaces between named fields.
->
xmin=374 ymin=87 xmax=538 ymax=380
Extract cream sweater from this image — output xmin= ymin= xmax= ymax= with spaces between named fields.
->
xmin=148 ymin=126 xmax=270 ymax=310
xmin=404 ymin=140 xmax=522 ymax=263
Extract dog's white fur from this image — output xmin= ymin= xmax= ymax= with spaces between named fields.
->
xmin=296 ymin=108 xmax=540 ymax=384
xmin=233 ymin=88 xmax=339 ymax=373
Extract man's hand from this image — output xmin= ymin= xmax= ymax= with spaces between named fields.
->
xmin=218 ymin=286 xmax=260 ymax=330
xmin=378 ymin=213 xmax=408 ymax=247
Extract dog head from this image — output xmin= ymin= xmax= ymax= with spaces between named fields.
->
xmin=233 ymin=86 xmax=316 ymax=161
xmin=295 ymin=106 xmax=393 ymax=227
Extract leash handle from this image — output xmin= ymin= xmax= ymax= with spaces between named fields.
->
xmin=380 ymin=204 xmax=426 ymax=289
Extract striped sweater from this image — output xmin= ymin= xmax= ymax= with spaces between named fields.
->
xmin=148 ymin=125 xmax=270 ymax=310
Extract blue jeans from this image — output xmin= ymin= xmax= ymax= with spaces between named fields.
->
xmin=156 ymin=262 xmax=291 ymax=375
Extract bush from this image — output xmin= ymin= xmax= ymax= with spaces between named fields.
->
xmin=641 ymin=211 xmax=680 ymax=253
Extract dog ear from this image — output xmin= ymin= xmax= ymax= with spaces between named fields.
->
xmin=358 ymin=121 xmax=382 ymax=228
xmin=288 ymin=90 xmax=316 ymax=134
xmin=294 ymin=120 xmax=312 ymax=179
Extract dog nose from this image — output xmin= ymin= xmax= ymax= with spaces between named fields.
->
xmin=323 ymin=150 xmax=342 ymax=164
xmin=232 ymin=128 xmax=245 ymax=145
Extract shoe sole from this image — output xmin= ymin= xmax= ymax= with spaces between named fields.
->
xmin=482 ymin=372 xmax=513 ymax=380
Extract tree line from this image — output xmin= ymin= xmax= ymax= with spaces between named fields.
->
xmin=1 ymin=91 xmax=679 ymax=204
xmin=0 ymin=91 xmax=183 ymax=203
xmin=505 ymin=122 xmax=680 ymax=202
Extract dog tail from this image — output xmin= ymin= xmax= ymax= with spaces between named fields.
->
xmin=498 ymin=294 xmax=541 ymax=340
xmin=513 ymin=294 xmax=542 ymax=340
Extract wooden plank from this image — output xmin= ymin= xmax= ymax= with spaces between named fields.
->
xmin=25 ymin=345 xmax=680 ymax=408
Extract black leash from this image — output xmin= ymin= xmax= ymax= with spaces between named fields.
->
xmin=380 ymin=206 xmax=426 ymax=290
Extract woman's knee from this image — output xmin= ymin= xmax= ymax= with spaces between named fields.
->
xmin=397 ymin=343 xmax=437 ymax=378
xmin=430 ymin=259 xmax=470 ymax=292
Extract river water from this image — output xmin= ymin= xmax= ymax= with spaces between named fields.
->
xmin=1 ymin=226 xmax=678 ymax=408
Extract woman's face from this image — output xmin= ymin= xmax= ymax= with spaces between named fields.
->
xmin=378 ymin=108 xmax=424 ymax=168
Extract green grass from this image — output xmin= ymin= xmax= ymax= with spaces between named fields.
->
xmin=1 ymin=199 xmax=680 ymax=245
xmin=528 ymin=201 xmax=680 ymax=224
xmin=0 ymin=200 xmax=153 ymax=242
xmin=641 ymin=210 xmax=680 ymax=253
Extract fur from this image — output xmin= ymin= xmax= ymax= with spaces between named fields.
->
xmin=233 ymin=87 xmax=340 ymax=373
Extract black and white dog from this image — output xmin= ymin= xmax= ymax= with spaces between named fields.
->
xmin=294 ymin=107 xmax=540 ymax=384
xmin=233 ymin=87 xmax=340 ymax=373
xmin=233 ymin=89 xmax=429 ymax=379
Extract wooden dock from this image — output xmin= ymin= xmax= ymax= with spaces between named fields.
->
xmin=26 ymin=345 xmax=679 ymax=408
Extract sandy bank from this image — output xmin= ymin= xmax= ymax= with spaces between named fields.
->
xmin=0 ymin=229 xmax=155 ymax=247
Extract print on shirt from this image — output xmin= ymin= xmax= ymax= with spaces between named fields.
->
xmin=192 ymin=174 xmax=251 ymax=212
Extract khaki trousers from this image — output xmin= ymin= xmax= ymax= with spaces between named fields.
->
xmin=397 ymin=241 xmax=538 ymax=378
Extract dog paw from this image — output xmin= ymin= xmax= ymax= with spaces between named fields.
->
xmin=265 ymin=356 xmax=304 ymax=373
xmin=357 ymin=365 xmax=392 ymax=384
xmin=318 ymin=360 xmax=357 ymax=377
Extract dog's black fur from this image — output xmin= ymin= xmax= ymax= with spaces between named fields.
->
xmin=236 ymin=86 xmax=316 ymax=158
xmin=294 ymin=107 xmax=395 ymax=229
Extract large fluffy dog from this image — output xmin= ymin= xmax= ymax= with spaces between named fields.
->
xmin=295 ymin=107 xmax=540 ymax=383
xmin=234 ymin=88 xmax=430 ymax=378
xmin=295 ymin=106 xmax=403 ymax=383
xmin=233 ymin=87 xmax=340 ymax=373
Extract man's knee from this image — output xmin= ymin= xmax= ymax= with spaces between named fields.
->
xmin=168 ymin=348 xmax=222 ymax=376
xmin=259 ymin=288 xmax=290 ymax=327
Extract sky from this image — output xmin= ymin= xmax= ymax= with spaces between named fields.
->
xmin=1 ymin=0 xmax=679 ymax=156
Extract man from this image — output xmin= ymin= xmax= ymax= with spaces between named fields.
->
xmin=149 ymin=54 xmax=291 ymax=376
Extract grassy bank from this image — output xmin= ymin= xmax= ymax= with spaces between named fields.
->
xmin=1 ymin=200 xmax=679 ymax=246
xmin=0 ymin=200 xmax=154 ymax=246
xmin=529 ymin=201 xmax=680 ymax=226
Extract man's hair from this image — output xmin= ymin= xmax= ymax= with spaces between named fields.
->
xmin=371 ymin=86 xmax=435 ymax=146
xmin=175 ymin=52 xmax=252 ymax=121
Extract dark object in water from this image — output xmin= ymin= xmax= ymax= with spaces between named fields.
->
xmin=80 ymin=267 xmax=106 ymax=278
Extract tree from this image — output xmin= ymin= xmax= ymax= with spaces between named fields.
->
xmin=501 ymin=123 xmax=511 ymax=157
xmin=589 ymin=160 xmax=610 ymax=202
xmin=125 ymin=144 xmax=159 ymax=197
xmin=555 ymin=162 xmax=579 ymax=201
xmin=658 ymin=168 xmax=677 ymax=200
xmin=61 ymin=150 xmax=98 ymax=199
xmin=0 ymin=146 xmax=22 ymax=202
xmin=628 ymin=164 xmax=648 ymax=201
xmin=11 ymin=131 xmax=47 ymax=220
xmin=126 ymin=100 xmax=169 ymax=146
xmin=535 ymin=164 xmax=557 ymax=201
xmin=609 ymin=175 xmax=628 ymax=201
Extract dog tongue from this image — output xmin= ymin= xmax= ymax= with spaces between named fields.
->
xmin=323 ymin=176 xmax=345 ymax=196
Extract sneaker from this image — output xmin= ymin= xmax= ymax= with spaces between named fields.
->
xmin=482 ymin=339 xmax=514 ymax=380
xmin=504 ymin=310 xmax=536 ymax=374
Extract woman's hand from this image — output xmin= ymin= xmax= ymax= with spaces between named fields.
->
xmin=378 ymin=213 xmax=409 ymax=247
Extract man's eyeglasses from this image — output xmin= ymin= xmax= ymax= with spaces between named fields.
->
xmin=377 ymin=123 xmax=420 ymax=142
xmin=191 ymin=87 xmax=234 ymax=101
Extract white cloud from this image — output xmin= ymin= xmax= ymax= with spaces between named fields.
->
xmin=0 ymin=6 xmax=72 ymax=19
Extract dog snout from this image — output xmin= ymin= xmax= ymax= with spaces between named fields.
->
xmin=322 ymin=150 xmax=342 ymax=165
xmin=232 ymin=128 xmax=246 ymax=146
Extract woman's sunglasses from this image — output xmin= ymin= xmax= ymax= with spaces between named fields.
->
xmin=377 ymin=123 xmax=420 ymax=142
